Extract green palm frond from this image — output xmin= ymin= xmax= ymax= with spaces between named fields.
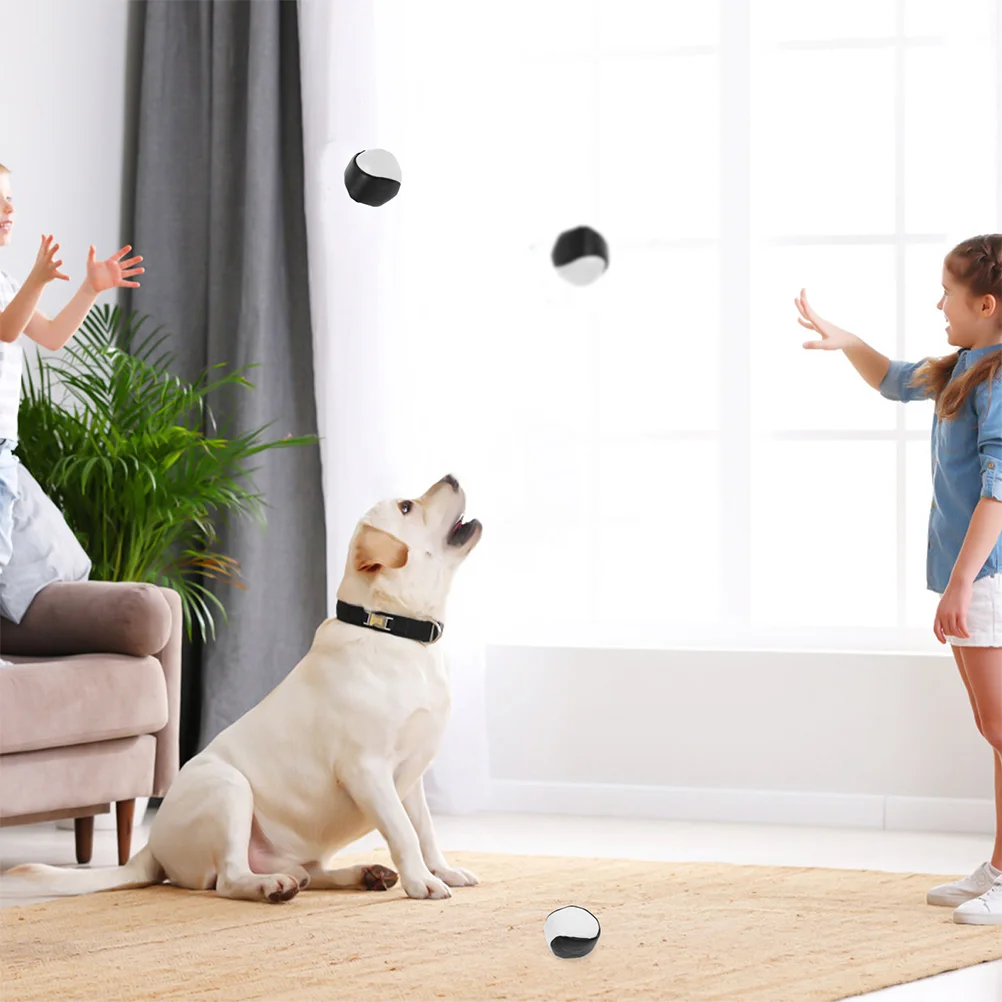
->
xmin=16 ymin=304 xmax=319 ymax=641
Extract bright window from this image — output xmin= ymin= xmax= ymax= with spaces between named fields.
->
xmin=367 ymin=0 xmax=1000 ymax=651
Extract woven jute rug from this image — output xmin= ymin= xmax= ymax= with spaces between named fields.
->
xmin=3 ymin=851 xmax=1000 ymax=1001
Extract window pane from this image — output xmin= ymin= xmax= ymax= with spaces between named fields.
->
xmin=599 ymin=54 xmax=719 ymax=241
xmin=750 ymin=244 xmax=897 ymax=431
xmin=751 ymin=49 xmax=896 ymax=236
xmin=471 ymin=272 xmax=598 ymax=441
xmin=904 ymin=243 xmax=951 ymax=359
xmin=903 ymin=243 xmax=950 ymax=431
xmin=368 ymin=0 xmax=1001 ymax=652
xmin=598 ymin=0 xmax=719 ymax=50
xmin=495 ymin=58 xmax=598 ymax=244
xmin=486 ymin=538 xmax=594 ymax=634
xmin=904 ymin=0 xmax=994 ymax=38
xmin=905 ymin=440 xmax=940 ymax=628
xmin=903 ymin=44 xmax=998 ymax=235
xmin=598 ymin=246 xmax=719 ymax=435
xmin=596 ymin=441 xmax=720 ymax=627
xmin=481 ymin=0 xmax=597 ymax=57
xmin=373 ymin=5 xmax=598 ymax=249
xmin=751 ymin=442 xmax=897 ymax=626
xmin=480 ymin=435 xmax=594 ymax=629
xmin=903 ymin=0 xmax=943 ymax=35
xmin=753 ymin=0 xmax=896 ymax=42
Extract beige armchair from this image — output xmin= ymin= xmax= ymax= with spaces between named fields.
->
xmin=0 ymin=581 xmax=181 ymax=865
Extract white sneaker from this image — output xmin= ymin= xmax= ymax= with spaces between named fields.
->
xmin=926 ymin=861 xmax=1000 ymax=907
xmin=954 ymin=875 xmax=1002 ymax=925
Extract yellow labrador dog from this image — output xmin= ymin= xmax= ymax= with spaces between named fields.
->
xmin=7 ymin=475 xmax=482 ymax=903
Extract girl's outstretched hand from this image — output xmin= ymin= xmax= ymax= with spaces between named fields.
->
xmin=933 ymin=579 xmax=972 ymax=644
xmin=796 ymin=289 xmax=858 ymax=351
xmin=85 ymin=244 xmax=144 ymax=293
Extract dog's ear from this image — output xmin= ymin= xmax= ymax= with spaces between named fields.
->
xmin=353 ymin=524 xmax=409 ymax=573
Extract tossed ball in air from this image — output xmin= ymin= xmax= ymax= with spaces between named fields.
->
xmin=344 ymin=149 xmax=402 ymax=207
xmin=551 ymin=226 xmax=609 ymax=285
xmin=544 ymin=905 xmax=601 ymax=959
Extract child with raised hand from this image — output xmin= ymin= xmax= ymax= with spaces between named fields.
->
xmin=0 ymin=162 xmax=144 ymax=661
xmin=795 ymin=234 xmax=1002 ymax=925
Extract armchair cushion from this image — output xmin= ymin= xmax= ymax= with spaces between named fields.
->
xmin=0 ymin=654 xmax=169 ymax=755
xmin=1 ymin=737 xmax=157 ymax=819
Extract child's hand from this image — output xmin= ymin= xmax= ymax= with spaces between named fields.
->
xmin=795 ymin=289 xmax=858 ymax=351
xmin=85 ymin=244 xmax=144 ymax=293
xmin=28 ymin=234 xmax=70 ymax=286
xmin=933 ymin=579 xmax=972 ymax=644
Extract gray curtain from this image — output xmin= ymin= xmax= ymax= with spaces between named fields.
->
xmin=124 ymin=0 xmax=325 ymax=757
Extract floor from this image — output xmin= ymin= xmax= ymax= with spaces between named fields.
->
xmin=2 ymin=811 xmax=1000 ymax=1001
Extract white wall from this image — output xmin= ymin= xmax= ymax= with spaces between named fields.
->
xmin=486 ymin=647 xmax=995 ymax=835
xmin=1 ymin=0 xmax=132 ymax=312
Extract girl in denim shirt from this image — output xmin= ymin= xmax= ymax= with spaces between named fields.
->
xmin=796 ymin=234 xmax=1002 ymax=925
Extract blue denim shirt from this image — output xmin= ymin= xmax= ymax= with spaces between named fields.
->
xmin=880 ymin=344 xmax=1002 ymax=594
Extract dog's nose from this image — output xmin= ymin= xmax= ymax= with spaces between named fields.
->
xmin=439 ymin=474 xmax=460 ymax=492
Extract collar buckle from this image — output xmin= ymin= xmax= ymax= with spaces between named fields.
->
xmin=364 ymin=611 xmax=393 ymax=631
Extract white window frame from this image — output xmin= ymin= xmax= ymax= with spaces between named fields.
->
xmin=492 ymin=0 xmax=1001 ymax=653
xmin=363 ymin=0 xmax=1001 ymax=654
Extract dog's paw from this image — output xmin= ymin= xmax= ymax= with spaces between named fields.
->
xmin=432 ymin=865 xmax=479 ymax=888
xmin=362 ymin=864 xmax=399 ymax=891
xmin=402 ymin=871 xmax=452 ymax=900
xmin=261 ymin=874 xmax=302 ymax=903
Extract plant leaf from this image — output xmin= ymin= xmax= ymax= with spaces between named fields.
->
xmin=16 ymin=305 xmax=318 ymax=643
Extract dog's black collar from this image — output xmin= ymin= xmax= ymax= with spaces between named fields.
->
xmin=335 ymin=600 xmax=444 ymax=645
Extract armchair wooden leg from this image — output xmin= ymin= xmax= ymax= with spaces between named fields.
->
xmin=116 ymin=800 xmax=136 ymax=865
xmin=74 ymin=816 xmax=94 ymax=865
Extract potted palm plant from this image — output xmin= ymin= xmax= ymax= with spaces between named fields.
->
xmin=17 ymin=305 xmax=318 ymax=831
xmin=16 ymin=306 xmax=316 ymax=829
xmin=16 ymin=304 xmax=318 ymax=642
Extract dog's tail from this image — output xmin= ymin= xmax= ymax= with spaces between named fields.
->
xmin=2 ymin=845 xmax=164 ymax=897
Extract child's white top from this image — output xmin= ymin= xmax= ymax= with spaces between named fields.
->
xmin=0 ymin=270 xmax=23 ymax=441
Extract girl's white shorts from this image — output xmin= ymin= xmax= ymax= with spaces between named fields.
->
xmin=947 ymin=573 xmax=1002 ymax=647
